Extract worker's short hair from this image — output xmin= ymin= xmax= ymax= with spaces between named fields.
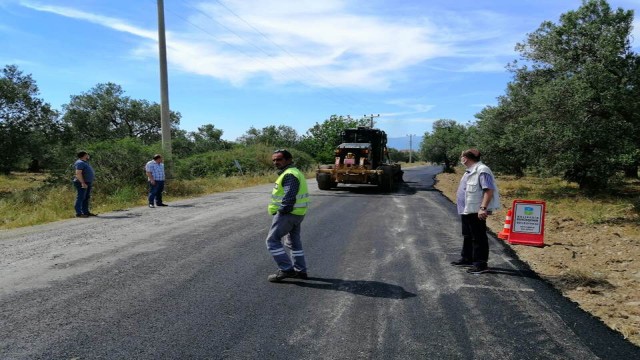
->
xmin=273 ymin=149 xmax=292 ymax=160
xmin=462 ymin=148 xmax=481 ymax=161
xmin=77 ymin=151 xmax=88 ymax=158
xmin=153 ymin=154 xmax=163 ymax=160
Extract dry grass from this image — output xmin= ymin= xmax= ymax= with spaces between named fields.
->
xmin=0 ymin=172 xmax=48 ymax=193
xmin=0 ymin=171 xmax=310 ymax=230
xmin=435 ymin=169 xmax=640 ymax=347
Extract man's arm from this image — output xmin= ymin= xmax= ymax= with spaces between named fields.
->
xmin=75 ymin=169 xmax=87 ymax=188
xmin=480 ymin=188 xmax=494 ymax=208
xmin=146 ymin=163 xmax=156 ymax=184
xmin=478 ymin=172 xmax=495 ymax=219
xmin=279 ymin=174 xmax=300 ymax=214
xmin=146 ymin=170 xmax=155 ymax=184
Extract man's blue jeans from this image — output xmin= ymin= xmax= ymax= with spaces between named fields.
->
xmin=73 ymin=181 xmax=92 ymax=215
xmin=148 ymin=180 xmax=165 ymax=205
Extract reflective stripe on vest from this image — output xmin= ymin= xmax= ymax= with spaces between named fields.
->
xmin=268 ymin=167 xmax=309 ymax=215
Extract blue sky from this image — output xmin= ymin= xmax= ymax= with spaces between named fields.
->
xmin=1 ymin=0 xmax=639 ymax=147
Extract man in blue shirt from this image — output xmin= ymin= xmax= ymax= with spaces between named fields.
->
xmin=72 ymin=151 xmax=96 ymax=218
xmin=145 ymin=154 xmax=167 ymax=208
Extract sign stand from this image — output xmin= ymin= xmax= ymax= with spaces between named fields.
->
xmin=508 ymin=200 xmax=546 ymax=247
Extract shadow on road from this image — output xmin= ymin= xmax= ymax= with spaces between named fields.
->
xmin=487 ymin=267 xmax=541 ymax=279
xmin=280 ymin=277 xmax=417 ymax=299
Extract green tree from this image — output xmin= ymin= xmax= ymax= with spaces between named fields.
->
xmin=169 ymin=125 xmax=231 ymax=158
xmin=621 ymin=54 xmax=640 ymax=178
xmin=508 ymin=0 xmax=637 ymax=189
xmin=420 ymin=119 xmax=468 ymax=172
xmin=388 ymin=148 xmax=420 ymax=163
xmin=62 ymin=83 xmax=181 ymax=144
xmin=170 ymin=129 xmax=194 ymax=158
xmin=236 ymin=125 xmax=299 ymax=148
xmin=191 ymin=124 xmax=231 ymax=153
xmin=473 ymin=101 xmax=529 ymax=177
xmin=0 ymin=65 xmax=60 ymax=173
xmin=298 ymin=115 xmax=369 ymax=163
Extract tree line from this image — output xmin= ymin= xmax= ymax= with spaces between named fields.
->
xmin=4 ymin=0 xmax=633 ymax=193
xmin=0 ymin=62 xmax=384 ymax=185
xmin=421 ymin=0 xmax=640 ymax=191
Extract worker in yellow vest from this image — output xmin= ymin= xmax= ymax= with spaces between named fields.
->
xmin=265 ymin=149 xmax=310 ymax=282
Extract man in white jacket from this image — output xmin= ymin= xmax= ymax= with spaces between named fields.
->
xmin=451 ymin=148 xmax=500 ymax=274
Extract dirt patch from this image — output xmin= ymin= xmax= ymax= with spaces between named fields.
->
xmin=434 ymin=171 xmax=640 ymax=346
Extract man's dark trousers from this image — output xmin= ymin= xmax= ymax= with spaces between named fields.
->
xmin=73 ymin=181 xmax=92 ymax=215
xmin=460 ymin=213 xmax=489 ymax=267
xmin=148 ymin=180 xmax=165 ymax=205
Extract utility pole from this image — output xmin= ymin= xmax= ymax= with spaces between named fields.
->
xmin=364 ymin=114 xmax=380 ymax=128
xmin=407 ymin=134 xmax=415 ymax=163
xmin=157 ymin=0 xmax=172 ymax=162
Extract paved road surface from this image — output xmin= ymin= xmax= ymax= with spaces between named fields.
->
xmin=1 ymin=165 xmax=638 ymax=359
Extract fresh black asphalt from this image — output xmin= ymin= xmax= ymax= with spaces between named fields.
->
xmin=0 ymin=165 xmax=638 ymax=359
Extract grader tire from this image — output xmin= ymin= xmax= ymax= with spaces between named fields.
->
xmin=317 ymin=173 xmax=333 ymax=190
xmin=377 ymin=166 xmax=394 ymax=192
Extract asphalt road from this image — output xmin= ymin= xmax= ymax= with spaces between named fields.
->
xmin=0 ymin=165 xmax=638 ymax=359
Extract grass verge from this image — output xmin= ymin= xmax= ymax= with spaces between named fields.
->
xmin=434 ymin=168 xmax=640 ymax=347
xmin=0 ymin=171 xmax=296 ymax=230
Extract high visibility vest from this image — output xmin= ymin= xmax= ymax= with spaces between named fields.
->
xmin=268 ymin=167 xmax=309 ymax=215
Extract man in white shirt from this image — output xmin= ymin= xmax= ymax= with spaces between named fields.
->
xmin=451 ymin=148 xmax=500 ymax=274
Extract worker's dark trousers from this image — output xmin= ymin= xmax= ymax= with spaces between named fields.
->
xmin=460 ymin=213 xmax=489 ymax=267
xmin=265 ymin=212 xmax=307 ymax=272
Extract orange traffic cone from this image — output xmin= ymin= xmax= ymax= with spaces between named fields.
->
xmin=498 ymin=209 xmax=512 ymax=240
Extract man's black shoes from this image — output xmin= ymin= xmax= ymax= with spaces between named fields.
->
xmin=450 ymin=258 xmax=473 ymax=267
xmin=76 ymin=213 xmax=97 ymax=218
xmin=467 ymin=266 xmax=490 ymax=275
xmin=451 ymin=258 xmax=489 ymax=274
xmin=267 ymin=270 xmax=308 ymax=282
xmin=268 ymin=269 xmax=297 ymax=282
xmin=156 ymin=203 xmax=169 ymax=207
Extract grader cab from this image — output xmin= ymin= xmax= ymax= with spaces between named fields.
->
xmin=315 ymin=126 xmax=403 ymax=192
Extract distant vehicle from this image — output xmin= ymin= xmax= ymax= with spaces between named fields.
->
xmin=316 ymin=126 xmax=403 ymax=191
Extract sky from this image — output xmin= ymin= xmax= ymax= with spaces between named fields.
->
xmin=1 ymin=0 xmax=639 ymax=148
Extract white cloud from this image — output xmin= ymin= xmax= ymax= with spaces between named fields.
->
xmin=459 ymin=59 xmax=508 ymax=73
xmin=19 ymin=0 xmax=521 ymax=89
xmin=383 ymin=99 xmax=436 ymax=115
xmin=20 ymin=1 xmax=157 ymax=40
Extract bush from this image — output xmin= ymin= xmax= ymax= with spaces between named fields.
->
xmin=84 ymin=138 xmax=159 ymax=193
xmin=174 ymin=144 xmax=314 ymax=179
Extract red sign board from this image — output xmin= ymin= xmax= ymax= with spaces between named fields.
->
xmin=508 ymin=199 xmax=546 ymax=247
